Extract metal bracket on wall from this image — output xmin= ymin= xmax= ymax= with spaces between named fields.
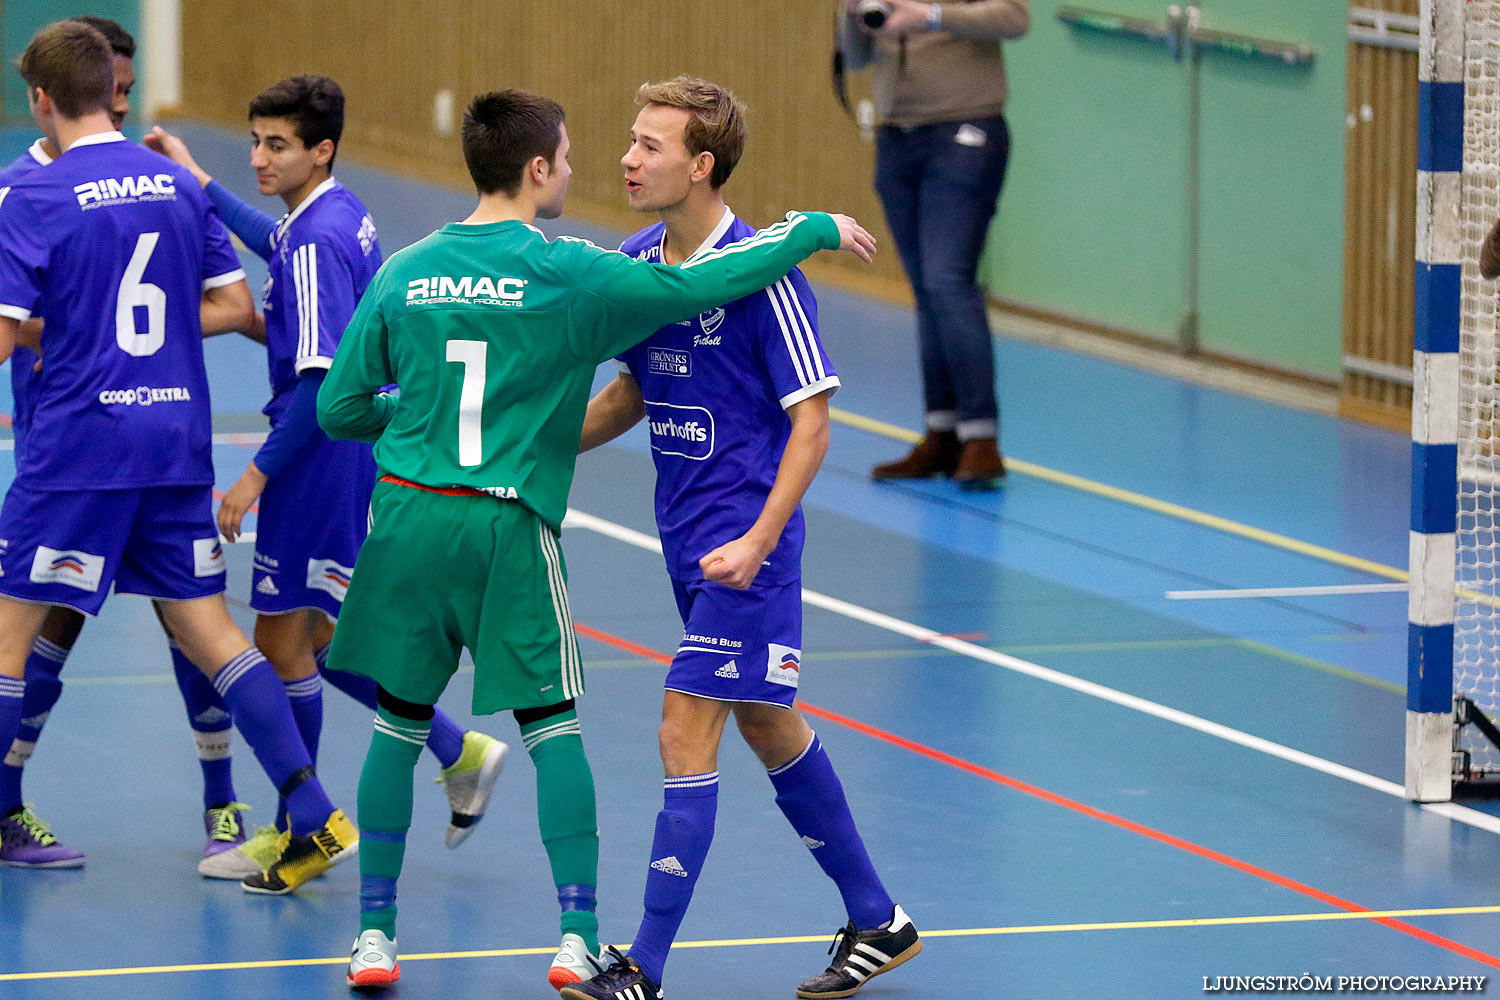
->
xmin=1057 ymin=4 xmax=1314 ymax=354
xmin=1057 ymin=5 xmax=1316 ymax=66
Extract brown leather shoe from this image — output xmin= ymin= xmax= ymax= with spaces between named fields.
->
xmin=953 ymin=437 xmax=1006 ymax=491
xmin=871 ymin=431 xmax=960 ymax=480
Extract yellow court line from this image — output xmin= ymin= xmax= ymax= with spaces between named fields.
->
xmin=8 ymin=907 xmax=1500 ymax=982
xmin=830 ymin=407 xmax=1408 ymax=583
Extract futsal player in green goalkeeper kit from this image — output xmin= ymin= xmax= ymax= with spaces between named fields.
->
xmin=316 ymin=89 xmax=876 ymax=991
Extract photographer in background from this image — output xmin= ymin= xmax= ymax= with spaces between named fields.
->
xmin=838 ymin=0 xmax=1028 ymax=490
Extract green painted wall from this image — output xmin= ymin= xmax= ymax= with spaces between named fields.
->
xmin=983 ymin=0 xmax=1346 ymax=378
xmin=3 ymin=0 xmax=140 ymax=120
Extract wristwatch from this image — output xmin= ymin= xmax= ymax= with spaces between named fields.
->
xmin=925 ymin=3 xmax=943 ymax=29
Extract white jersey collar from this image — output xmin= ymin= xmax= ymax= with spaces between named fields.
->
xmin=27 ymin=138 xmax=54 ymax=166
xmin=65 ymin=130 xmax=126 ymax=151
xmin=663 ymin=205 xmax=736 ymax=264
xmin=275 ymin=176 xmax=338 ymax=241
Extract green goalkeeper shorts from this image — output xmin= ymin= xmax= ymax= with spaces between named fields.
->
xmin=326 ymin=478 xmax=584 ymax=714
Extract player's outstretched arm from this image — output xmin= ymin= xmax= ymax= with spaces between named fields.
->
xmin=318 ymin=286 xmax=396 ymax=443
xmin=700 ymin=391 xmax=833 ymax=590
xmin=572 ymin=211 xmax=871 ymax=363
xmin=579 ymin=373 xmax=646 ymax=453
xmin=150 ymin=127 xmax=278 ymax=261
xmin=144 ymin=126 xmax=213 ymax=187
xmin=201 ymin=279 xmax=254 ymax=336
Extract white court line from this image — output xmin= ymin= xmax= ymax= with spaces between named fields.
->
xmin=563 ymin=507 xmax=1500 ymax=838
xmin=1166 ymin=583 xmax=1410 ymax=600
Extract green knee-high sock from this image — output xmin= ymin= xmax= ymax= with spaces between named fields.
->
xmin=358 ymin=707 xmax=431 ymax=937
xmin=522 ymin=708 xmax=600 ymax=952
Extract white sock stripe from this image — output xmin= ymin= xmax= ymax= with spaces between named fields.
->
xmin=313 ymin=644 xmax=330 ymax=667
xmin=521 ymin=723 xmax=581 ymax=750
xmin=213 ymin=648 xmax=266 ymax=696
xmin=521 ymin=722 xmax=581 ymax=746
xmin=521 ymin=717 xmax=579 ymax=739
xmin=284 ymin=676 xmax=323 ymax=698
xmin=767 ymin=733 xmax=817 ymax=776
xmin=373 ymin=716 xmax=429 ymax=744
xmin=664 ymin=771 xmax=719 ymax=789
xmin=29 ymin=637 xmax=68 ymax=663
xmin=0 ymin=677 xmax=25 ymax=697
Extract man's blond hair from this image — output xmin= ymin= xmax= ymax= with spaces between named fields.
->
xmin=635 ymin=76 xmax=746 ymax=190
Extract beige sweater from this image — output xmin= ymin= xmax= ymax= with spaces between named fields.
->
xmin=838 ymin=0 xmax=1030 ymax=127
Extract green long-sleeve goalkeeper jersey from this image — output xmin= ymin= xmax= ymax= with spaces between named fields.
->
xmin=317 ymin=210 xmax=840 ymax=533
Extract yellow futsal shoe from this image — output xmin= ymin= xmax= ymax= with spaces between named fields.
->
xmin=241 ymin=809 xmax=359 ymax=895
xmin=438 ymin=731 xmax=508 ymax=847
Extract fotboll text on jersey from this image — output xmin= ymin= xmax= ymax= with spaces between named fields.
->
xmin=405 ymin=275 xmax=527 ymax=303
xmin=73 ymin=174 xmax=176 ymax=208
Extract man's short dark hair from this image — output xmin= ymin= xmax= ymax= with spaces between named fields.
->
xmin=248 ymin=75 xmax=345 ymax=165
xmin=16 ymin=19 xmax=113 ymax=119
xmin=71 ymin=15 xmax=135 ymax=59
xmin=461 ymin=90 xmax=565 ymax=197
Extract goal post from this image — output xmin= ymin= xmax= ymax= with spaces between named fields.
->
xmin=1409 ymin=0 xmax=1500 ymax=801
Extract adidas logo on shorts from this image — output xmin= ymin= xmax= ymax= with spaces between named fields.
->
xmin=714 ymin=661 xmax=739 ymax=679
xmin=255 ymin=576 xmax=280 ymax=596
xmin=650 ymin=855 xmax=689 ymax=877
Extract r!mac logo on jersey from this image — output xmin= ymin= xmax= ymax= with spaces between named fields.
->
xmin=405 ymin=275 xmax=526 ymax=307
xmin=73 ymin=174 xmax=177 ymax=209
xmin=645 ymin=401 xmax=714 ymax=461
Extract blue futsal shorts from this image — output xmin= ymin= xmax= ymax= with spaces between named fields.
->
xmin=0 ymin=481 xmax=227 ymax=615
xmin=667 ymin=577 xmax=804 ymax=709
xmin=250 ymin=435 xmax=376 ymax=619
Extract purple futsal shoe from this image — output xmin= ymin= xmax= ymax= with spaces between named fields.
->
xmin=0 ymin=805 xmax=86 ymax=868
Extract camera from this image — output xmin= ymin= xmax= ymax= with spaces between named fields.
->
xmin=856 ymin=0 xmax=893 ymax=29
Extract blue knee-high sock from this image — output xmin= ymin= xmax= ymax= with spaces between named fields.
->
xmin=211 ymin=648 xmax=333 ymax=835
xmin=284 ymin=674 xmax=323 ymax=765
xmin=0 ymin=639 xmax=67 ymax=814
xmin=630 ymin=773 xmax=718 ymax=986
xmin=168 ymin=642 xmax=237 ymax=809
xmin=0 ymin=677 xmax=27 ymax=816
xmin=318 ymin=649 xmax=466 ymax=769
xmin=276 ymin=673 xmax=324 ymax=831
xmin=768 ymin=734 xmax=893 ymax=929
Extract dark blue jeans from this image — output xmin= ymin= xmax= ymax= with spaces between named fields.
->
xmin=875 ymin=114 xmax=1010 ymax=439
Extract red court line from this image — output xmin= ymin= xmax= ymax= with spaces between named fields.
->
xmin=0 ymin=412 xmax=11 ymax=428
xmin=573 ymin=621 xmax=1500 ymax=969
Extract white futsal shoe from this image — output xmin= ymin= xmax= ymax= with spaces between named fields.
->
xmin=548 ymin=932 xmax=607 ymax=991
xmin=347 ymin=928 xmax=400 ymax=988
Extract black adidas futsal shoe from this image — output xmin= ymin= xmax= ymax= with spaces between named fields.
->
xmin=558 ymin=947 xmax=663 ymax=1000
xmin=796 ymin=904 xmax=923 ymax=999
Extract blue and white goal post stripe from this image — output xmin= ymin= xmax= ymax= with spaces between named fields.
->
xmin=1407 ymin=0 xmax=1464 ymax=802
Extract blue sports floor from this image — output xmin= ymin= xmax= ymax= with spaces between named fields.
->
xmin=2 ymin=123 xmax=1496 ymax=999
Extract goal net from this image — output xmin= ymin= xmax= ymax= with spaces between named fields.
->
xmin=1457 ymin=1 xmax=1500 ymax=781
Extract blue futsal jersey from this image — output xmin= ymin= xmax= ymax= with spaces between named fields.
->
xmin=261 ymin=178 xmax=380 ymax=423
xmin=0 ymin=133 xmax=245 ymax=490
xmin=0 ymin=139 xmax=53 ymax=460
xmin=617 ymin=210 xmax=840 ymax=586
